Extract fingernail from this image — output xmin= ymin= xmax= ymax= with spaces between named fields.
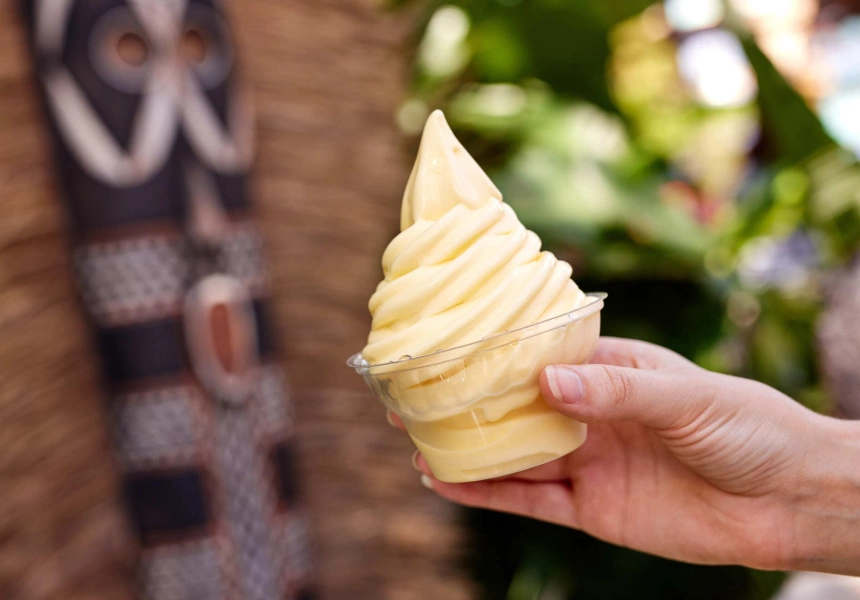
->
xmin=386 ymin=410 xmax=396 ymax=427
xmin=546 ymin=366 xmax=584 ymax=404
xmin=411 ymin=450 xmax=421 ymax=471
xmin=420 ymin=474 xmax=434 ymax=489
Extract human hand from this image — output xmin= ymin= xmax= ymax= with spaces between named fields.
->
xmin=390 ymin=337 xmax=860 ymax=575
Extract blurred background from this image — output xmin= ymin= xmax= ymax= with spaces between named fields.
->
xmin=395 ymin=0 xmax=860 ymax=598
xmin=1 ymin=0 xmax=860 ymax=599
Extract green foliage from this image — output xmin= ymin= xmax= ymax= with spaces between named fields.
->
xmin=739 ymin=36 xmax=834 ymax=164
xmin=396 ymin=1 xmax=860 ymax=598
xmin=466 ymin=510 xmax=782 ymax=600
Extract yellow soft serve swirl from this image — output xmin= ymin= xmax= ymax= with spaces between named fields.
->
xmin=363 ymin=110 xmax=591 ymax=364
xmin=359 ymin=110 xmax=602 ymax=482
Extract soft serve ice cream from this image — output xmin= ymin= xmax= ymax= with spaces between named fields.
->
xmin=357 ymin=110 xmax=603 ymax=482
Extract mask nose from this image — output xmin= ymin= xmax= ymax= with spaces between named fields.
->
xmin=184 ymin=274 xmax=258 ymax=406
xmin=185 ymin=161 xmax=230 ymax=246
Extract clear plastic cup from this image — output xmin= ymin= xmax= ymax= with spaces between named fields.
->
xmin=348 ymin=292 xmax=606 ymax=483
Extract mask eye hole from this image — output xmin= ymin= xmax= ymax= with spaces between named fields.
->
xmin=183 ymin=6 xmax=234 ymax=89
xmin=90 ymin=7 xmax=151 ymax=93
xmin=183 ymin=28 xmax=209 ymax=64
xmin=116 ymin=31 xmax=149 ymax=66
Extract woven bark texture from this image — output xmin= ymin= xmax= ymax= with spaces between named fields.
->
xmin=0 ymin=1 xmax=474 ymax=599
xmin=233 ymin=2 xmax=474 ymax=599
xmin=0 ymin=3 xmax=134 ymax=599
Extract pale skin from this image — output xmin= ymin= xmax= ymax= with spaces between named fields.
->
xmin=388 ymin=337 xmax=860 ymax=576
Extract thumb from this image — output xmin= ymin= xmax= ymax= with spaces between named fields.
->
xmin=541 ymin=364 xmax=715 ymax=430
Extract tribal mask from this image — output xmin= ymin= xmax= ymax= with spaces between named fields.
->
xmin=23 ymin=1 xmax=314 ymax=598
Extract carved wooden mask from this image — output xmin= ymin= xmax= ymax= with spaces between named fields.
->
xmin=22 ymin=1 xmax=314 ymax=598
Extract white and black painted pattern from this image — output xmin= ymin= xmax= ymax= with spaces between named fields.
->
xmin=76 ymin=235 xmax=190 ymax=325
xmin=138 ymin=539 xmax=224 ymax=600
xmin=113 ymin=384 xmax=202 ymax=470
xmin=23 ymin=0 xmax=314 ymax=598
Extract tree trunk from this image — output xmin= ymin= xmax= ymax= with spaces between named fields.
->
xmin=234 ymin=2 xmax=475 ymax=599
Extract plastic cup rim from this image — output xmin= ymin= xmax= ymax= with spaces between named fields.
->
xmin=347 ymin=291 xmax=607 ymax=375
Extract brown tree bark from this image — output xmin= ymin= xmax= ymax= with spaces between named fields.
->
xmin=0 ymin=1 xmax=474 ymax=599
xmin=234 ymin=2 xmax=475 ymax=599
xmin=0 ymin=4 xmax=135 ymax=600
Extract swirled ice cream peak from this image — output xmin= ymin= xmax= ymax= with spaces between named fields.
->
xmin=363 ymin=110 xmax=589 ymax=366
xmin=401 ymin=110 xmax=501 ymax=230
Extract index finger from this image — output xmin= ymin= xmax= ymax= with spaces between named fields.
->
xmin=589 ymin=337 xmax=697 ymax=372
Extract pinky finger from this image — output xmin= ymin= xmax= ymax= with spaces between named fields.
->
xmin=386 ymin=410 xmax=406 ymax=431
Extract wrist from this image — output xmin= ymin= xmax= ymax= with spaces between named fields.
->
xmin=788 ymin=416 xmax=860 ymax=575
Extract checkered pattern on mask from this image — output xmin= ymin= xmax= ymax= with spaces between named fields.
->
xmin=139 ymin=539 xmax=223 ymax=600
xmin=113 ymin=385 xmax=202 ymax=471
xmin=75 ymin=236 xmax=189 ymax=326
xmin=214 ymin=406 xmax=284 ymax=600
xmin=256 ymin=366 xmax=295 ymax=438
xmin=216 ymin=225 xmax=268 ymax=294
xmin=279 ymin=512 xmax=314 ymax=593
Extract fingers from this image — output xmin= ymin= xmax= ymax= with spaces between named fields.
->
xmin=496 ymin=457 xmax=572 ymax=482
xmin=422 ymin=476 xmax=579 ymax=528
xmin=590 ymin=337 xmax=696 ymax=371
xmin=386 ymin=410 xmax=406 ymax=431
xmin=541 ymin=362 xmax=718 ymax=431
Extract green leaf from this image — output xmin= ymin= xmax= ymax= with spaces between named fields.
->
xmin=740 ymin=36 xmax=835 ymax=164
xmin=805 ymin=148 xmax=860 ymax=222
xmin=471 ymin=2 xmax=616 ymax=110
